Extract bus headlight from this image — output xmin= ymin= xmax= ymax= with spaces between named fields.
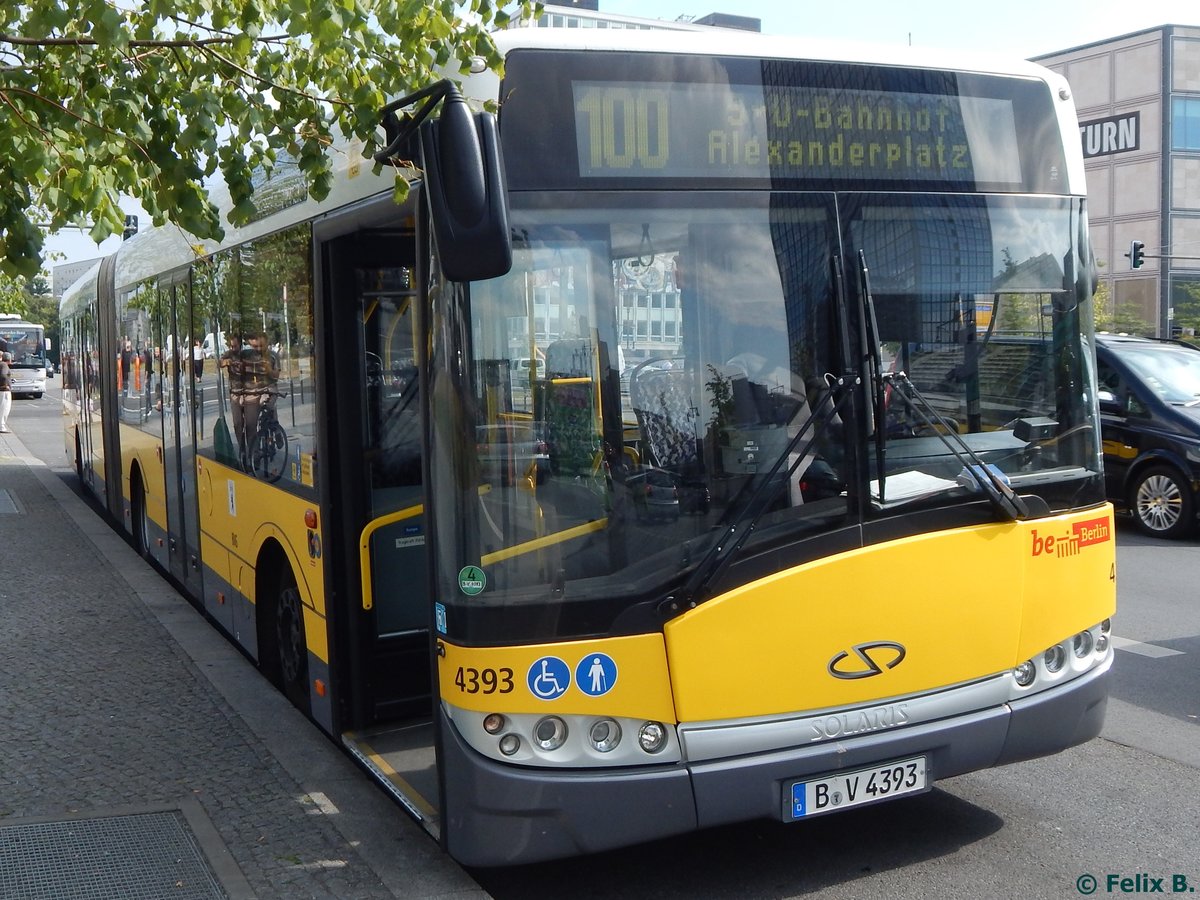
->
xmin=1044 ymin=645 xmax=1067 ymax=673
xmin=498 ymin=734 xmax=521 ymax=756
xmin=588 ymin=719 xmax=621 ymax=753
xmin=1007 ymin=621 xmax=1112 ymax=701
xmin=446 ymin=705 xmax=682 ymax=767
xmin=1013 ymin=660 xmax=1036 ymax=687
xmin=638 ymin=721 xmax=668 ymax=753
xmin=533 ymin=716 xmax=568 ymax=751
xmin=1073 ymin=630 xmax=1094 ymax=658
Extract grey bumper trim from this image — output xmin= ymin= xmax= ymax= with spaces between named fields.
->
xmin=679 ymin=673 xmax=1012 ymax=762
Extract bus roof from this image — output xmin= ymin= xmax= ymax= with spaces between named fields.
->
xmin=61 ymin=26 xmax=1081 ymax=313
xmin=489 ymin=27 xmax=1062 ymax=82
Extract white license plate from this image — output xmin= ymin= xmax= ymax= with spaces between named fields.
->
xmin=787 ymin=756 xmax=928 ymax=820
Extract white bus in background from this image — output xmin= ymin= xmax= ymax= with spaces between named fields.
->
xmin=0 ymin=314 xmax=51 ymax=398
xmin=202 ymin=331 xmax=227 ymax=359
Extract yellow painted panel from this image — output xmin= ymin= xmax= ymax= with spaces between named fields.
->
xmin=195 ymin=456 xmax=330 ymax=663
xmin=198 ymin=532 xmax=232 ymax=587
xmin=439 ymin=634 xmax=676 ymax=721
xmin=1016 ymin=507 xmax=1116 ymax=659
xmin=198 ymin=456 xmax=326 ymax=609
xmin=665 ymin=507 xmax=1116 ymax=723
xmin=1102 ymin=440 xmax=1137 ymax=461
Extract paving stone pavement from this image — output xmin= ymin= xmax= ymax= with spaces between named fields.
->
xmin=0 ymin=431 xmax=487 ymax=899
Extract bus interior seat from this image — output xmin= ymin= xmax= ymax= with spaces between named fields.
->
xmin=629 ymin=360 xmax=700 ymax=473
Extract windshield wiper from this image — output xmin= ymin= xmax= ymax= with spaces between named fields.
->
xmin=663 ymin=375 xmax=856 ymax=614
xmin=853 ymin=249 xmax=1033 ymax=521
xmin=857 ymin=250 xmax=888 ymax=503
xmin=882 ymin=371 xmax=1033 ymax=521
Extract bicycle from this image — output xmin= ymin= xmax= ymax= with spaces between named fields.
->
xmin=246 ymin=391 xmax=289 ymax=483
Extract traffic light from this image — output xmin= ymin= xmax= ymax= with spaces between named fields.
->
xmin=122 ymin=214 xmax=139 ymax=240
xmin=1130 ymin=240 xmax=1145 ymax=269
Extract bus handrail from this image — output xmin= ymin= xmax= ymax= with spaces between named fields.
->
xmin=359 ymin=504 xmax=424 ymax=611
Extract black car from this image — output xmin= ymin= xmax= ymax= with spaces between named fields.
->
xmin=1095 ymin=334 xmax=1200 ymax=538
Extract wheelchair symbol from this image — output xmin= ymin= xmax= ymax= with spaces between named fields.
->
xmin=527 ymin=656 xmax=571 ymax=700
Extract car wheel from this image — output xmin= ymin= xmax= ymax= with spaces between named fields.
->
xmin=1129 ymin=464 xmax=1195 ymax=539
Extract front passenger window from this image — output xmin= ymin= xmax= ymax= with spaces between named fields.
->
xmin=1127 ymin=391 xmax=1149 ymax=417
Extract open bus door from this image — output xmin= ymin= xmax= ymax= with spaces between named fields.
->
xmin=328 ymin=88 xmax=513 ymax=843
xmin=323 ymin=220 xmax=442 ymax=835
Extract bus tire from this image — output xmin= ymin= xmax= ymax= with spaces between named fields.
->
xmin=259 ymin=557 xmax=311 ymax=715
xmin=1129 ymin=464 xmax=1194 ymax=539
xmin=130 ymin=469 xmax=151 ymax=560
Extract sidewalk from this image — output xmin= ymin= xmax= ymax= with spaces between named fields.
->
xmin=0 ymin=429 xmax=486 ymax=899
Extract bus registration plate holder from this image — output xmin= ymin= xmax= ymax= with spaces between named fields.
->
xmin=786 ymin=756 xmax=928 ymax=820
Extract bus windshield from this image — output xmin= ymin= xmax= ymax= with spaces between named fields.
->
xmin=430 ymin=191 xmax=1103 ymax=644
xmin=0 ymin=324 xmax=46 ymax=368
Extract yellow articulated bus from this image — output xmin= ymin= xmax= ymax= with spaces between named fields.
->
xmin=61 ymin=27 xmax=1115 ymax=866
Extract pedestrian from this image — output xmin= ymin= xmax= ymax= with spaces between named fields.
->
xmin=142 ymin=344 xmax=155 ymax=412
xmin=220 ymin=335 xmax=249 ymax=463
xmin=192 ymin=339 xmax=205 ymax=380
xmin=0 ymin=351 xmax=13 ymax=432
xmin=234 ymin=333 xmax=280 ymax=469
xmin=120 ymin=339 xmax=133 ymax=394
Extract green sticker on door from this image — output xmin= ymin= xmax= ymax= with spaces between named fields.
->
xmin=458 ymin=566 xmax=486 ymax=596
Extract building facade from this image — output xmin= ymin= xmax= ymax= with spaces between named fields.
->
xmin=510 ymin=1 xmax=759 ymax=34
xmin=1036 ymin=25 xmax=1200 ymax=337
xmin=52 ymin=257 xmax=103 ymax=301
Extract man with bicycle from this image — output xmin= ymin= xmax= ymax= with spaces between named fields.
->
xmin=222 ymin=332 xmax=280 ymax=468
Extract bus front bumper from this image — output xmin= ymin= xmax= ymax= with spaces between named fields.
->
xmin=439 ymin=660 xmax=1109 ymax=867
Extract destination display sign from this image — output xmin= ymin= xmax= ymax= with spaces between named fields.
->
xmin=572 ymin=81 xmax=1024 ymax=186
xmin=499 ymin=51 xmax=1067 ymax=193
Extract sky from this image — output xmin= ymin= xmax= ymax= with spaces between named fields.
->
xmin=42 ymin=0 xmax=1200 ymax=279
xmin=598 ymin=0 xmax=1198 ymax=56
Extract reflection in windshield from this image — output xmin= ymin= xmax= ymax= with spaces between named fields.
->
xmin=430 ymin=194 xmax=1104 ymax=642
xmin=854 ymin=196 xmax=1099 ymax=505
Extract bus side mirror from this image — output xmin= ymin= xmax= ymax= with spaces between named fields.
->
xmin=420 ymin=94 xmax=512 ymax=283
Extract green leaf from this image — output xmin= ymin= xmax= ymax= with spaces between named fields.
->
xmin=233 ymin=33 xmax=253 ymax=58
xmin=0 ymin=0 xmax=541 ymax=273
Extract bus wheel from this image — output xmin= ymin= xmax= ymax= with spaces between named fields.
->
xmin=131 ymin=470 xmax=150 ymax=559
xmin=273 ymin=567 xmax=311 ymax=714
xmin=1130 ymin=464 xmax=1194 ymax=539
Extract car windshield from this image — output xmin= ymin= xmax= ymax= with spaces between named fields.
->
xmin=427 ymin=192 xmax=1104 ymax=643
xmin=1112 ymin=344 xmax=1200 ymax=404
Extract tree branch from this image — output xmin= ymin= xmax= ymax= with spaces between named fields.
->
xmin=1 ymin=85 xmax=157 ymax=171
xmin=195 ymin=43 xmax=353 ymax=109
xmin=0 ymin=32 xmax=288 ymax=49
